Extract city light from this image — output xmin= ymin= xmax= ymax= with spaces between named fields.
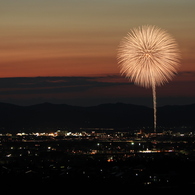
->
xmin=0 ymin=127 xmax=195 ymax=188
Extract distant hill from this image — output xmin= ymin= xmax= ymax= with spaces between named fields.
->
xmin=0 ymin=102 xmax=194 ymax=133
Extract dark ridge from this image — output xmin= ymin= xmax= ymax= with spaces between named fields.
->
xmin=0 ymin=102 xmax=194 ymax=133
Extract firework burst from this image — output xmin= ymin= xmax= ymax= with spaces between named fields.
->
xmin=117 ymin=25 xmax=181 ymax=132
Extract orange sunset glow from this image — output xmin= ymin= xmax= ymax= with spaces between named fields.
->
xmin=0 ymin=0 xmax=194 ymax=106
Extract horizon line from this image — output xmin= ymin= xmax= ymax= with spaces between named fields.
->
xmin=0 ymin=101 xmax=194 ymax=108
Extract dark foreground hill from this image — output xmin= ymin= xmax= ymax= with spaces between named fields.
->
xmin=0 ymin=102 xmax=194 ymax=132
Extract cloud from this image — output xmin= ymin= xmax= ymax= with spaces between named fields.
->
xmin=0 ymin=75 xmax=130 ymax=95
xmin=0 ymin=72 xmax=194 ymax=106
xmin=178 ymin=71 xmax=195 ymax=77
xmin=0 ymin=71 xmax=194 ymax=96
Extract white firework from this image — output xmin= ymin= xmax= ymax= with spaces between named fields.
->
xmin=117 ymin=25 xmax=181 ymax=132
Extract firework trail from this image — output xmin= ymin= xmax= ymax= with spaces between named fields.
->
xmin=117 ymin=25 xmax=180 ymax=132
xmin=152 ymin=80 xmax=157 ymax=131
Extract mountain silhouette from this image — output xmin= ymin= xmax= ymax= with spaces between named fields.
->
xmin=0 ymin=102 xmax=194 ymax=133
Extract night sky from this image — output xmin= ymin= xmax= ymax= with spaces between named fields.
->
xmin=0 ymin=0 xmax=194 ymax=106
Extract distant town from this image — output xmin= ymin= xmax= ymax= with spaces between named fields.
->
xmin=1 ymin=127 xmax=195 ymax=189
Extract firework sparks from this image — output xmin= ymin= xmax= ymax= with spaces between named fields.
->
xmin=117 ymin=25 xmax=181 ymax=132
